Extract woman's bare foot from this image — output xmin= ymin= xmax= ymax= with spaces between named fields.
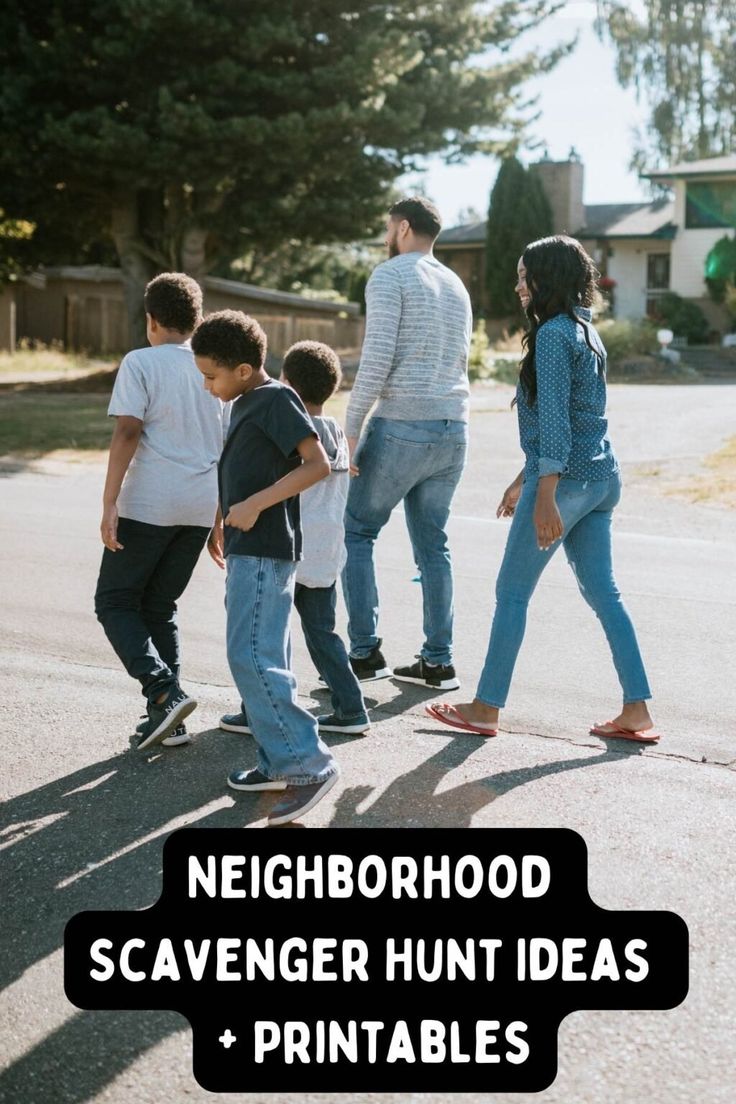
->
xmin=449 ymin=700 xmax=500 ymax=727
xmin=596 ymin=702 xmax=653 ymax=735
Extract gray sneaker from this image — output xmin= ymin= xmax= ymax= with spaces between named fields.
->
xmin=267 ymin=770 xmax=340 ymax=826
xmin=136 ymin=686 xmax=197 ymax=750
xmin=227 ymin=768 xmax=287 ymax=792
xmin=136 ymin=717 xmax=190 ymax=747
xmin=219 ymin=709 xmax=252 ymax=734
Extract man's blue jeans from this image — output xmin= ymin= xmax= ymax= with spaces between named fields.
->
xmin=294 ymin=583 xmax=368 ymax=723
xmin=477 ymin=472 xmax=652 ymax=708
xmin=225 ymin=555 xmax=337 ymax=785
xmin=343 ymin=417 xmax=468 ymax=665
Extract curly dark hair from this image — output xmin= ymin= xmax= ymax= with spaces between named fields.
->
xmin=389 ymin=196 xmax=442 ymax=240
xmin=191 ymin=310 xmax=267 ymax=370
xmin=282 ymin=340 xmax=342 ymax=405
xmin=143 ymin=272 xmax=202 ymax=334
xmin=518 ymin=235 xmax=603 ymax=407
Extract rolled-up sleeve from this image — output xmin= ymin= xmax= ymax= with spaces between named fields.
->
xmin=535 ymin=323 xmax=574 ymax=476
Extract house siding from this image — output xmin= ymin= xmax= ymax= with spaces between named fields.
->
xmin=606 ymin=240 xmax=670 ymax=320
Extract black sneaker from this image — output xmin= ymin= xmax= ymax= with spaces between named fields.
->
xmin=135 ymin=716 xmax=190 ymax=747
xmin=349 ymin=641 xmax=392 ymax=682
xmin=136 ymin=686 xmax=197 ymax=750
xmin=392 ymin=655 xmax=460 ymax=690
xmin=219 ymin=710 xmax=252 ymax=735
xmin=317 ymin=713 xmax=371 ymax=735
xmin=267 ymin=770 xmax=340 ymax=826
xmin=227 ymin=768 xmax=287 ymax=792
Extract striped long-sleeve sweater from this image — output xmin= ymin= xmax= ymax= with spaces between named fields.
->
xmin=344 ymin=251 xmax=473 ymax=438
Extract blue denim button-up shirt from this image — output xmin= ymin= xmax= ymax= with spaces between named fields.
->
xmin=516 ymin=307 xmax=618 ymax=481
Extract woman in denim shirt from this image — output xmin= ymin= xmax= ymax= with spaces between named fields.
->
xmin=428 ymin=235 xmax=658 ymax=743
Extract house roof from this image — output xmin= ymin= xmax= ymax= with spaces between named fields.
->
xmin=643 ymin=154 xmax=736 ymax=181
xmin=436 ymin=199 xmax=677 ymax=248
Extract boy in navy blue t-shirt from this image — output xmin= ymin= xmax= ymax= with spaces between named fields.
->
xmin=192 ymin=310 xmax=339 ymax=826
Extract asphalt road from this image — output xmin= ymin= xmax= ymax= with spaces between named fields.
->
xmin=1 ymin=382 xmax=735 ymax=1103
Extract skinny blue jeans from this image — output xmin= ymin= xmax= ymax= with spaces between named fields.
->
xmin=477 ymin=472 xmax=652 ymax=708
xmin=343 ymin=416 xmax=468 ymax=665
xmin=225 ymin=555 xmax=337 ymax=785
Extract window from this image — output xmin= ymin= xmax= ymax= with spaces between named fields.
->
xmin=647 ymin=253 xmax=670 ymax=290
xmin=685 ymin=181 xmax=736 ymax=229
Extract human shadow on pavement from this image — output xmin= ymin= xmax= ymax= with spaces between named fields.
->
xmin=328 ymin=734 xmax=641 ymax=827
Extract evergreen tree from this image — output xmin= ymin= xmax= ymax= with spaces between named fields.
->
xmin=485 ymin=157 xmax=553 ymax=318
xmin=595 ymin=1 xmax=736 ymax=170
xmin=0 ymin=1 xmax=566 ymax=344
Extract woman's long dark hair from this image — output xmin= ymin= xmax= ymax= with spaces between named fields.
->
xmin=517 ymin=235 xmax=603 ymax=407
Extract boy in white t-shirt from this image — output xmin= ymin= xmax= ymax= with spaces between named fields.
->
xmin=94 ymin=273 xmax=228 ymax=750
xmin=219 ymin=340 xmax=369 ymax=737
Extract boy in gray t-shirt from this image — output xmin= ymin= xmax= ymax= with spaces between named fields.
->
xmin=94 ymin=273 xmax=228 ymax=750
xmin=219 ymin=340 xmax=369 ymax=738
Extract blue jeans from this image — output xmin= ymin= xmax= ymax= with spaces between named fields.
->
xmin=343 ymin=417 xmax=468 ymax=664
xmin=294 ymin=583 xmax=367 ymax=722
xmin=225 ymin=555 xmax=337 ymax=785
xmin=477 ymin=472 xmax=652 ymax=708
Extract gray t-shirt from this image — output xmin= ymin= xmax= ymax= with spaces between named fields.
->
xmin=109 ymin=341 xmax=228 ymax=527
xmin=296 ymin=415 xmax=349 ymax=588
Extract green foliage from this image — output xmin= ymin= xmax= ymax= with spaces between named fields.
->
xmin=705 ymin=236 xmax=736 ymax=302
xmin=723 ymin=283 xmax=736 ymax=329
xmin=0 ymin=1 xmax=567 ymax=339
xmin=596 ymin=2 xmax=736 ymax=168
xmin=485 ymin=157 xmax=553 ymax=318
xmin=468 ymin=319 xmax=492 ymax=380
xmin=596 ymin=318 xmax=660 ymax=363
xmin=652 ymin=292 xmax=709 ymax=344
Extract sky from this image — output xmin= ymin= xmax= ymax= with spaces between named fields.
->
xmin=403 ymin=0 xmax=653 ymax=226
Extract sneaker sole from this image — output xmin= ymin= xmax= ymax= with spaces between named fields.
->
xmin=318 ymin=722 xmax=371 ymax=735
xmin=392 ymin=674 xmax=461 ymax=691
xmin=351 ymin=666 xmax=393 ymax=682
xmin=137 ymin=698 xmax=198 ymax=750
xmin=219 ymin=720 xmax=253 ymax=734
xmin=267 ymin=770 xmax=340 ymax=826
xmin=227 ymin=776 xmax=288 ymax=792
xmin=162 ymin=733 xmax=192 ymax=747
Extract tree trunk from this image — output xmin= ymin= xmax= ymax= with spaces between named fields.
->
xmin=111 ymin=197 xmax=154 ymax=349
xmin=180 ymin=224 xmax=210 ymax=286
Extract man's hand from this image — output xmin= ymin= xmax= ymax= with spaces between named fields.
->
xmin=348 ymin=435 xmax=360 ymax=476
xmin=225 ymin=497 xmax=261 ymax=532
xmin=100 ymin=503 xmax=123 ymax=551
xmin=207 ymin=518 xmax=225 ymax=569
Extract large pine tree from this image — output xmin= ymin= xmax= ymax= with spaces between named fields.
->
xmin=485 ymin=157 xmax=553 ymax=318
xmin=0 ymin=1 xmax=567 ymax=342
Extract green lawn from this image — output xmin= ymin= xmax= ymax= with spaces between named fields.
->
xmin=0 ymin=393 xmax=112 ymax=455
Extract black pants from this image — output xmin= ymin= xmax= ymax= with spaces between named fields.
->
xmin=94 ymin=516 xmax=210 ymax=700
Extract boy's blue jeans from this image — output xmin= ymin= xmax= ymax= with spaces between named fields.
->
xmin=294 ymin=583 xmax=368 ymax=722
xmin=477 ymin=472 xmax=652 ymax=708
xmin=343 ymin=417 xmax=468 ymax=665
xmin=225 ymin=555 xmax=337 ymax=785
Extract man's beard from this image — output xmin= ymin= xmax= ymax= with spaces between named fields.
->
xmin=387 ymin=237 xmax=399 ymax=258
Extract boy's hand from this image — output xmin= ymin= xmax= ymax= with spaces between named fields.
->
xmin=225 ymin=497 xmax=261 ymax=532
xmin=100 ymin=503 xmax=123 ymax=551
xmin=348 ymin=436 xmax=360 ymax=476
xmin=207 ymin=519 xmax=225 ymax=569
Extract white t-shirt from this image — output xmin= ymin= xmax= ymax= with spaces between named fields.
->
xmin=109 ymin=341 xmax=229 ymax=528
xmin=296 ymin=415 xmax=349 ymax=588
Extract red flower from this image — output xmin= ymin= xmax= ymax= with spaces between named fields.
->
xmin=598 ymin=276 xmax=617 ymax=290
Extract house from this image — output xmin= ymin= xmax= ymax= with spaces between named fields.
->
xmin=435 ymin=153 xmax=736 ymax=334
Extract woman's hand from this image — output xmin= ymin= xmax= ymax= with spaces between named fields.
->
xmin=496 ymin=479 xmax=523 ymax=519
xmin=533 ymin=484 xmax=563 ymax=551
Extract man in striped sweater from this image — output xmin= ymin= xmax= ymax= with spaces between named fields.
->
xmin=343 ymin=196 xmax=473 ymax=690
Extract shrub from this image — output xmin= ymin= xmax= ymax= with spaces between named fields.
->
xmin=652 ymin=292 xmax=709 ymax=344
xmin=468 ymin=319 xmax=492 ymax=380
xmin=596 ymin=319 xmax=659 ymax=363
xmin=705 ymin=236 xmax=736 ymax=302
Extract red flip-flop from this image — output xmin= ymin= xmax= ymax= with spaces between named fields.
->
xmin=590 ymin=720 xmax=660 ymax=744
xmin=425 ymin=703 xmax=498 ymax=737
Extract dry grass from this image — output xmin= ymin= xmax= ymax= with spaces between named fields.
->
xmin=0 ymin=343 xmax=115 ymax=377
xmin=670 ymin=436 xmax=736 ymax=509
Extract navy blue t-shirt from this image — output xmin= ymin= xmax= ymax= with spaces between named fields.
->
xmin=218 ymin=379 xmax=317 ymax=561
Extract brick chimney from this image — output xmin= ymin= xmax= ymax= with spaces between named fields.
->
xmin=530 ymin=149 xmax=585 ymax=236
